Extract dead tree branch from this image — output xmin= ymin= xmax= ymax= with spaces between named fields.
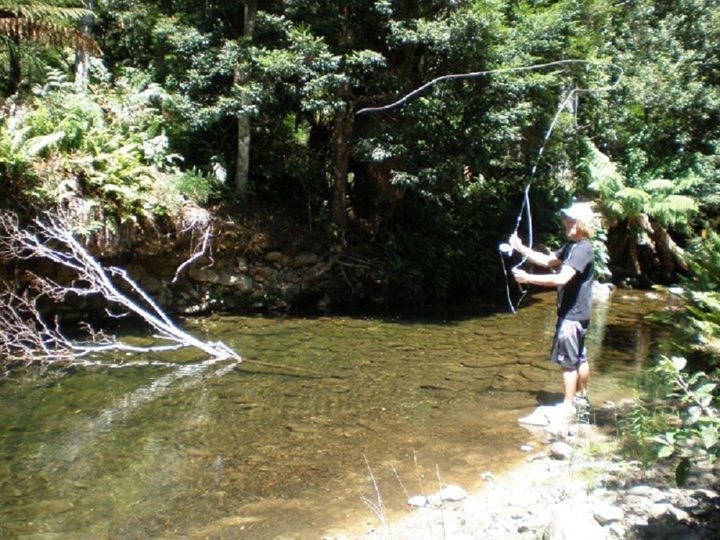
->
xmin=0 ymin=211 xmax=241 ymax=367
xmin=171 ymin=224 xmax=212 ymax=284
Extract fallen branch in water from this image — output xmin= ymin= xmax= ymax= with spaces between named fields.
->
xmin=0 ymin=211 xmax=241 ymax=369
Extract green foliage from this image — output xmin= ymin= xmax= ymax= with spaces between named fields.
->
xmin=632 ymin=228 xmax=720 ymax=482
xmin=172 ymin=168 xmax=218 ymax=206
xmin=0 ymin=0 xmax=99 ymax=95
xmin=377 ymin=188 xmax=506 ymax=304
xmin=650 ymin=356 xmax=719 ymax=484
xmin=616 ymin=399 xmax=670 ymax=465
xmin=0 ymin=0 xmax=91 ymax=21
xmin=679 ymin=232 xmax=720 ymax=355
xmin=583 ymin=139 xmax=699 ymax=228
xmin=0 ymin=67 xmax=213 ymax=225
xmin=3 ymin=0 xmax=719 ymax=303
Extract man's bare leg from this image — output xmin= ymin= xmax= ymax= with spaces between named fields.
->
xmin=577 ymin=362 xmax=589 ymax=395
xmin=562 ymin=369 xmax=579 ymax=406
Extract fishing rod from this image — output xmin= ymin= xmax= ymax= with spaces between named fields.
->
xmin=498 ymin=62 xmax=623 ymax=313
xmin=498 ymin=87 xmax=579 ymax=313
xmin=355 ymin=58 xmax=623 ymax=313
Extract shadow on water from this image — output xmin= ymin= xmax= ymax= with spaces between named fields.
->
xmin=0 ymin=290 xmax=673 ymax=539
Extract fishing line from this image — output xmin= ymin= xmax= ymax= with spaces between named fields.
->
xmin=355 ymin=59 xmax=623 ymax=116
xmin=499 ymin=86 xmax=579 ymax=313
xmin=355 ymin=58 xmax=623 ymax=313
xmin=499 ymin=67 xmax=623 ymax=313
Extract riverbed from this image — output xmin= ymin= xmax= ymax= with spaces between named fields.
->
xmin=0 ymin=290 xmax=671 ymax=538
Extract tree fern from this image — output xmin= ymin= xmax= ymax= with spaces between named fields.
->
xmin=0 ymin=1 xmax=98 ymax=50
xmin=0 ymin=0 xmax=100 ymax=95
xmin=615 ymin=187 xmax=650 ymax=217
xmin=582 ymin=138 xmax=625 ymax=201
xmin=647 ymin=194 xmax=698 ymax=229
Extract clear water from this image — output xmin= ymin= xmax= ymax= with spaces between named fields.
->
xmin=0 ymin=291 xmax=671 ymax=539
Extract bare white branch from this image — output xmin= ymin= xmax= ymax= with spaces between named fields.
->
xmin=171 ymin=224 xmax=212 ymax=285
xmin=0 ymin=211 xmax=241 ymax=369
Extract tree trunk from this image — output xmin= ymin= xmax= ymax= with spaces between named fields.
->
xmin=74 ymin=1 xmax=94 ymax=91
xmin=7 ymin=34 xmax=21 ymax=96
xmin=651 ymin=219 xmax=688 ymax=276
xmin=330 ymin=104 xmax=353 ymax=244
xmin=234 ymin=0 xmax=257 ymax=198
xmin=627 ymin=222 xmax=642 ymax=276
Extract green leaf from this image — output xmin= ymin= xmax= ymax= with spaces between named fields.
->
xmin=686 ymin=406 xmax=702 ymax=426
xmin=657 ymin=445 xmax=675 ymax=459
xmin=670 ymin=357 xmax=687 ymax=372
xmin=696 ymin=383 xmax=717 ymax=396
xmin=23 ymin=131 xmax=66 ymax=156
xmin=701 ymin=426 xmax=718 ymax=450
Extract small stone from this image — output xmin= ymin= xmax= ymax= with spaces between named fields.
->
xmin=626 ymin=485 xmax=655 ymax=496
xmin=407 ymin=495 xmax=427 ymax=507
xmin=668 ymin=506 xmax=690 ymax=521
xmin=291 ymin=253 xmax=321 ymax=267
xmin=649 ymin=502 xmax=675 ymax=518
xmin=426 ymin=494 xmax=442 ymax=506
xmin=593 ymin=503 xmax=624 ymax=524
xmin=439 ymin=485 xmax=467 ymax=502
xmin=543 ymin=502 xmax=605 ymax=540
xmin=605 ymin=522 xmax=626 ymax=539
xmin=549 ymin=441 xmax=573 ymax=460
xmin=520 ymin=444 xmax=535 ymax=452
xmin=264 ymin=251 xmax=284 ymax=262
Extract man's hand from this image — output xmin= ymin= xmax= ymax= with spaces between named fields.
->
xmin=509 ymin=232 xmax=524 ymax=253
xmin=512 ymin=268 xmax=530 ymax=284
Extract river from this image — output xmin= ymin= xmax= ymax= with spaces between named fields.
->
xmin=0 ymin=290 xmax=671 ymax=539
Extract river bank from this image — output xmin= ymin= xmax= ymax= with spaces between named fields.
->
xmin=332 ymin=402 xmax=720 ymax=540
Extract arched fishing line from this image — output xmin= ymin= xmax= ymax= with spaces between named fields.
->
xmin=355 ymin=58 xmax=623 ymax=313
xmin=499 ymin=69 xmax=622 ymax=313
xmin=500 ymin=86 xmax=579 ymax=313
xmin=355 ymin=59 xmax=623 ymax=116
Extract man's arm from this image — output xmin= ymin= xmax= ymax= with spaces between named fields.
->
xmin=509 ymin=233 xmax=562 ymax=268
xmin=513 ymin=264 xmax=577 ymax=287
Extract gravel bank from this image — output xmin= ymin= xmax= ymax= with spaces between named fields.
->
xmin=333 ymin=405 xmax=720 ymax=540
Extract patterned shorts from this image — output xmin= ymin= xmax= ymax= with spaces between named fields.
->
xmin=550 ymin=318 xmax=588 ymax=370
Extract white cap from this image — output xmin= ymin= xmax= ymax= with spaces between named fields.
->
xmin=560 ymin=202 xmax=595 ymax=224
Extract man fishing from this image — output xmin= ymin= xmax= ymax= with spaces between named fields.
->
xmin=508 ymin=202 xmax=596 ymax=419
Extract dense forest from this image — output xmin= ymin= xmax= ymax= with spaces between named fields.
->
xmin=1 ymin=0 xmax=718 ymax=302
xmin=0 ymin=0 xmax=718 ymax=492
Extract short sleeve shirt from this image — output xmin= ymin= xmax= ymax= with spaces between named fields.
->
xmin=555 ymin=238 xmax=594 ymax=322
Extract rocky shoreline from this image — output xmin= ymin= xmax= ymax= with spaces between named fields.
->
xmin=335 ymin=403 xmax=720 ymax=540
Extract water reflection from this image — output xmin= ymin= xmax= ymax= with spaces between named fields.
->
xmin=0 ymin=291 xmax=671 ymax=539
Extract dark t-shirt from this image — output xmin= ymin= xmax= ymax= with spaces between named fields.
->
xmin=555 ymin=239 xmax=594 ymax=321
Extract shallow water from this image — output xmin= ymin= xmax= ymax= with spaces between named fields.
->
xmin=0 ymin=291 xmax=671 ymax=539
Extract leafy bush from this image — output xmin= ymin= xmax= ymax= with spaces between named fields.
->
xmin=625 ymin=230 xmax=720 ymax=483
xmin=616 ymin=399 xmax=671 ymax=466
xmin=0 ymin=68 xmax=217 ymax=226
xmin=650 ymin=356 xmax=718 ymax=485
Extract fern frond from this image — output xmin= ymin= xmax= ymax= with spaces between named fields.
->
xmin=643 ymin=178 xmax=675 ymax=193
xmin=616 ymin=187 xmax=650 ymax=216
xmin=0 ymin=17 xmax=101 ymax=54
xmin=648 ymin=194 xmax=698 ymax=227
xmin=22 ymin=130 xmax=65 ymax=156
xmin=582 ymin=139 xmax=626 ymax=196
xmin=10 ymin=124 xmax=32 ymax=150
xmin=0 ymin=3 xmax=93 ymax=23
